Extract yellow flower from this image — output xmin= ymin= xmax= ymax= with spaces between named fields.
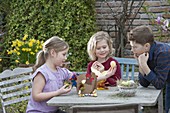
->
xmin=15 ymin=60 xmax=19 ymax=63
xmin=30 ymin=39 xmax=36 ymax=43
xmin=13 ymin=49 xmax=17 ymax=53
xmin=37 ymin=40 xmax=40 ymax=44
xmin=7 ymin=34 xmax=43 ymax=65
xmin=16 ymin=47 xmax=20 ymax=50
xmin=17 ymin=52 xmax=20 ymax=55
xmin=26 ymin=61 xmax=29 ymax=65
xmin=12 ymin=41 xmax=17 ymax=47
xmin=23 ymin=34 xmax=28 ymax=41
xmin=28 ymin=41 xmax=33 ymax=47
xmin=0 ymin=58 xmax=2 ymax=62
xmin=7 ymin=50 xmax=12 ymax=54
xmin=17 ymin=41 xmax=22 ymax=47
xmin=30 ymin=52 xmax=35 ymax=55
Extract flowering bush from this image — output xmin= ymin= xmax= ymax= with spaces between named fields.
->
xmin=143 ymin=4 xmax=170 ymax=41
xmin=7 ymin=34 xmax=43 ymax=65
xmin=155 ymin=16 xmax=170 ymax=32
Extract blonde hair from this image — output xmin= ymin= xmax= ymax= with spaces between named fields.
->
xmin=87 ymin=31 xmax=113 ymax=61
xmin=33 ymin=36 xmax=69 ymax=71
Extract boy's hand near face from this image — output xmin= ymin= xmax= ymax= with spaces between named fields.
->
xmin=133 ymin=53 xmax=138 ymax=59
xmin=138 ymin=52 xmax=150 ymax=75
xmin=138 ymin=52 xmax=149 ymax=67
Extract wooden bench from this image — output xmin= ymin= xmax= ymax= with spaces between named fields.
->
xmin=0 ymin=67 xmax=33 ymax=113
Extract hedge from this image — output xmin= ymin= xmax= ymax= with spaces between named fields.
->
xmin=1 ymin=0 xmax=97 ymax=71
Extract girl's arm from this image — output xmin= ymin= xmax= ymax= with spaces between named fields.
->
xmin=32 ymin=73 xmax=71 ymax=102
xmin=97 ymin=66 xmax=117 ymax=81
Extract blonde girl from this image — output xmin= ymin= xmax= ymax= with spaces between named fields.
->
xmin=26 ymin=36 xmax=72 ymax=113
xmin=87 ymin=31 xmax=121 ymax=87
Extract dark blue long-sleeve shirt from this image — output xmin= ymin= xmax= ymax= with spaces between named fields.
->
xmin=138 ymin=41 xmax=170 ymax=113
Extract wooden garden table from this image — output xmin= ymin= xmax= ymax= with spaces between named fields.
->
xmin=47 ymin=86 xmax=163 ymax=113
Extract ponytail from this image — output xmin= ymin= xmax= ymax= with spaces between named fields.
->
xmin=33 ymin=50 xmax=46 ymax=72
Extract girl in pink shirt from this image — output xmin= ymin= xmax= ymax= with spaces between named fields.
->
xmin=26 ymin=36 xmax=72 ymax=113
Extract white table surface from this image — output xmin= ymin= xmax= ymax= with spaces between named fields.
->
xmin=47 ymin=85 xmax=162 ymax=107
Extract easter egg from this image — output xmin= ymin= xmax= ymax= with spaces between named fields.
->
xmin=121 ymin=81 xmax=129 ymax=86
xmin=110 ymin=61 xmax=116 ymax=68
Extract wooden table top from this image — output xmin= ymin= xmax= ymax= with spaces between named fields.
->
xmin=47 ymin=85 xmax=162 ymax=107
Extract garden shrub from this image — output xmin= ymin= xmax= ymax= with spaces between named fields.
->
xmin=2 ymin=0 xmax=97 ymax=71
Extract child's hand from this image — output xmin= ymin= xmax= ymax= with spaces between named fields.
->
xmin=138 ymin=52 xmax=149 ymax=66
xmin=137 ymin=52 xmax=151 ymax=75
xmin=58 ymin=85 xmax=72 ymax=94
xmin=133 ymin=53 xmax=138 ymax=59
xmin=92 ymin=61 xmax=104 ymax=72
xmin=106 ymin=66 xmax=117 ymax=78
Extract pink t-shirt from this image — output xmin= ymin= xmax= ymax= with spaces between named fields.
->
xmin=87 ymin=57 xmax=121 ymax=86
xmin=26 ymin=64 xmax=72 ymax=113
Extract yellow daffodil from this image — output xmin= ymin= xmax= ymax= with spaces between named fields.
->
xmin=22 ymin=34 xmax=28 ymax=41
xmin=17 ymin=52 xmax=20 ymax=55
xmin=12 ymin=41 xmax=17 ymax=47
xmin=7 ymin=50 xmax=12 ymax=54
xmin=37 ymin=40 xmax=40 ymax=44
xmin=28 ymin=42 xmax=33 ymax=47
xmin=13 ymin=49 xmax=17 ymax=52
xmin=30 ymin=52 xmax=35 ymax=55
xmin=15 ymin=60 xmax=19 ymax=63
xmin=7 ymin=34 xmax=43 ymax=65
xmin=26 ymin=61 xmax=29 ymax=65
xmin=16 ymin=47 xmax=20 ymax=50
xmin=22 ymin=48 xmax=26 ymax=51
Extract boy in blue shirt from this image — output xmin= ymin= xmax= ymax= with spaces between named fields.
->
xmin=128 ymin=25 xmax=170 ymax=113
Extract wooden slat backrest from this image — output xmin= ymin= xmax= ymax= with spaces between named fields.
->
xmin=114 ymin=57 xmax=138 ymax=80
xmin=0 ymin=67 xmax=33 ymax=113
xmin=68 ymin=104 xmax=139 ymax=113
